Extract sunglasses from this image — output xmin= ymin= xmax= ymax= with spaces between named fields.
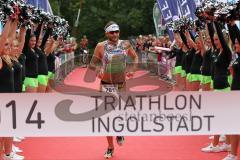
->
xmin=109 ymin=31 xmax=119 ymax=34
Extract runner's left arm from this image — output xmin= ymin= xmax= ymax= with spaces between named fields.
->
xmin=126 ymin=41 xmax=138 ymax=73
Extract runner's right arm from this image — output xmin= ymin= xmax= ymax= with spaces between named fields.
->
xmin=84 ymin=43 xmax=104 ymax=82
xmin=89 ymin=43 xmax=103 ymax=70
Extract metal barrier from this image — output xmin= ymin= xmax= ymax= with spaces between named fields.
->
xmin=54 ymin=53 xmax=91 ymax=86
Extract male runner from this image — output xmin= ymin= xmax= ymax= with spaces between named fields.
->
xmin=88 ymin=21 xmax=138 ymax=159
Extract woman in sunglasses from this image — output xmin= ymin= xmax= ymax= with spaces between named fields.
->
xmin=88 ymin=21 xmax=138 ymax=159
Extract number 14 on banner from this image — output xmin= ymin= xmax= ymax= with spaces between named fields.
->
xmin=1 ymin=100 xmax=45 ymax=129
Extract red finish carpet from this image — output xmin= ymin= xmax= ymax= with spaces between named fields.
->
xmin=18 ymin=136 xmax=230 ymax=160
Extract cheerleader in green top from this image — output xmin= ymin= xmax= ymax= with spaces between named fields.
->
xmin=202 ymin=20 xmax=232 ymax=153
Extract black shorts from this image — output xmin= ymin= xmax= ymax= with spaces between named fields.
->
xmin=100 ymin=80 xmax=126 ymax=91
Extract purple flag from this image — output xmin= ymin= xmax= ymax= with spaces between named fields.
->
xmin=27 ymin=0 xmax=53 ymax=14
xmin=156 ymin=0 xmax=197 ymax=40
xmin=177 ymin=0 xmax=196 ymax=19
xmin=157 ymin=0 xmax=179 ymax=23
xmin=156 ymin=0 xmax=180 ymax=40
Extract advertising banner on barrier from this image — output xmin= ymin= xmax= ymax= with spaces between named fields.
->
xmin=0 ymin=91 xmax=240 ymax=136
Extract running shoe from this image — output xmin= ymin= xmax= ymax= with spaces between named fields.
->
xmin=222 ymin=154 xmax=238 ymax=160
xmin=3 ymin=152 xmax=24 ymax=160
xmin=13 ymin=137 xmax=22 ymax=143
xmin=219 ymin=143 xmax=231 ymax=152
xmin=16 ymin=137 xmax=25 ymax=140
xmin=12 ymin=145 xmax=23 ymax=153
xmin=201 ymin=143 xmax=231 ymax=153
xmin=104 ymin=148 xmax=114 ymax=159
xmin=201 ymin=143 xmax=223 ymax=152
xmin=116 ymin=136 xmax=125 ymax=146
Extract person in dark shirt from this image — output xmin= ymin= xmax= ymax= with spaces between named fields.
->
xmin=185 ymin=31 xmax=197 ymax=91
xmin=222 ymin=21 xmax=240 ymax=160
xmin=23 ymin=29 xmax=39 ymax=93
xmin=0 ymin=17 xmax=25 ymax=160
xmin=168 ymin=33 xmax=185 ymax=91
xmin=201 ymin=35 xmax=214 ymax=91
xmin=189 ymin=35 xmax=204 ymax=91
xmin=202 ymin=20 xmax=232 ymax=154
xmin=35 ymin=23 xmax=52 ymax=93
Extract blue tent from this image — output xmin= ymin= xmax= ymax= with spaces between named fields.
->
xmin=26 ymin=0 xmax=53 ymax=14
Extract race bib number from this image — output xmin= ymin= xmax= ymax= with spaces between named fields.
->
xmin=102 ymin=84 xmax=118 ymax=93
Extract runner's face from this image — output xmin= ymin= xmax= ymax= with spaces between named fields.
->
xmin=106 ymin=30 xmax=120 ymax=43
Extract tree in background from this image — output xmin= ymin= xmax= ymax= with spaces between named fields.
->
xmin=49 ymin=0 xmax=155 ymax=48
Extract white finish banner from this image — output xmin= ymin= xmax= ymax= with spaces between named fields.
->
xmin=0 ymin=91 xmax=239 ymax=136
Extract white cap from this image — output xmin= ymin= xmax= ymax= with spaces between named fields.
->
xmin=105 ymin=24 xmax=120 ymax=33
